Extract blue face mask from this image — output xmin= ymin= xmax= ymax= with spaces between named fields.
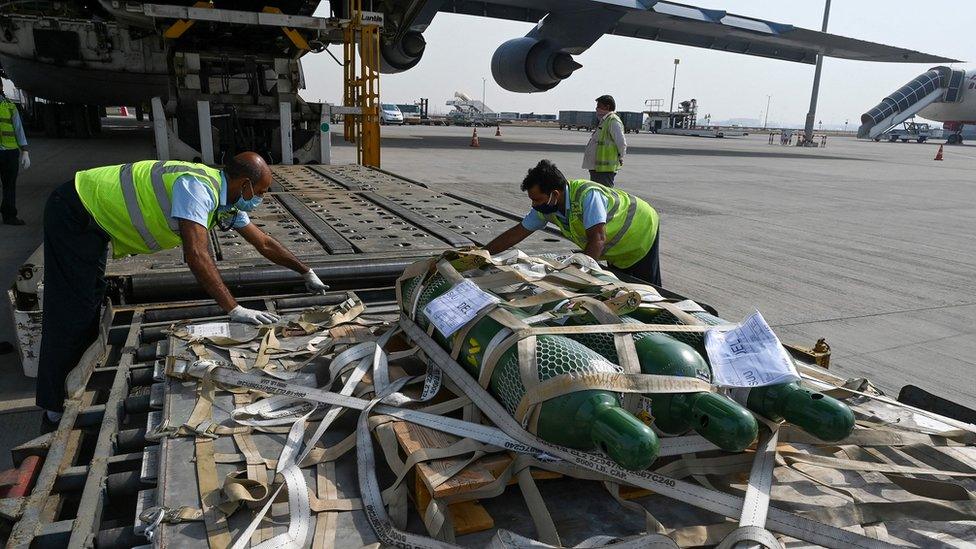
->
xmin=234 ymin=182 xmax=263 ymax=212
xmin=532 ymin=192 xmax=559 ymax=215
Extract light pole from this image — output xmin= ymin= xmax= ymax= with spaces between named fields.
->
xmin=763 ymin=95 xmax=771 ymax=129
xmin=803 ymin=0 xmax=831 ymax=145
xmin=844 ymin=118 xmax=849 ymax=133
xmin=668 ymin=58 xmax=679 ymax=128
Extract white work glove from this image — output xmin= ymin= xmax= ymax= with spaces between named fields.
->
xmin=19 ymin=151 xmax=29 ymax=170
xmin=228 ymin=305 xmax=279 ymax=325
xmin=302 ymin=270 xmax=329 ymax=294
xmin=561 ymin=252 xmax=602 ymax=272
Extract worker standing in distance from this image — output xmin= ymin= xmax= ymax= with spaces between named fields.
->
xmin=486 ymin=159 xmax=660 ymax=284
xmin=0 ymin=88 xmax=30 ymax=225
xmin=583 ymin=94 xmax=626 ymax=187
xmin=36 ymin=153 xmax=329 ymax=424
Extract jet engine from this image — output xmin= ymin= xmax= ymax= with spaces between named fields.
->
xmin=379 ymin=31 xmax=427 ymax=73
xmin=491 ymin=37 xmax=581 ymax=93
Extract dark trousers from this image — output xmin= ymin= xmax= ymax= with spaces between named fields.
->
xmin=0 ymin=149 xmax=19 ymax=220
xmin=36 ymin=181 xmax=109 ymax=412
xmin=610 ymin=228 xmax=661 ymax=286
xmin=588 ymin=170 xmax=616 ymax=188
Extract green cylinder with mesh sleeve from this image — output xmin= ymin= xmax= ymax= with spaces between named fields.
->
xmin=631 ymin=307 xmax=854 ymax=442
xmin=558 ymin=314 xmax=758 ymax=452
xmin=744 ymin=382 xmax=854 ymax=442
xmin=400 ymin=272 xmax=660 ymax=470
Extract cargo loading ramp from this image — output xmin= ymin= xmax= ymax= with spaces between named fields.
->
xmin=858 ymin=66 xmax=966 ymax=140
xmin=105 ymin=164 xmax=568 ymax=304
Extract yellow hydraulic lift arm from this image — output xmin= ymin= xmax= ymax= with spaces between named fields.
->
xmin=342 ymin=0 xmax=381 ymax=167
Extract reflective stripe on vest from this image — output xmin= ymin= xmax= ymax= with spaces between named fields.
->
xmin=149 ymin=162 xmax=221 ymax=231
xmin=603 ymin=199 xmax=638 ymax=252
xmin=119 ymin=163 xmax=161 ymax=251
xmin=594 ymin=113 xmax=621 ymax=173
xmin=543 ymin=179 xmax=657 ymax=268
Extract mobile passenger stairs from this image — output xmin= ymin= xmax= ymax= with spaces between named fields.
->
xmin=858 ymin=66 xmax=967 ymax=144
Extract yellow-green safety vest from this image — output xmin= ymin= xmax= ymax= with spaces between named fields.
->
xmin=539 ymin=179 xmax=658 ymax=269
xmin=594 ymin=112 xmax=622 ymax=173
xmin=75 ymin=160 xmax=224 ymax=258
xmin=0 ymin=100 xmax=21 ymax=150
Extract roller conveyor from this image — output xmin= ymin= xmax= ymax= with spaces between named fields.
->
xmin=105 ymin=164 xmax=567 ymax=303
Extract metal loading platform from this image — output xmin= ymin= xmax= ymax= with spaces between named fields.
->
xmin=7 ymin=165 xmax=976 ymax=548
xmin=104 ymin=165 xmax=567 ymax=304
xmin=2 ymin=290 xmax=397 ymax=548
xmin=858 ymin=65 xmax=966 ymax=140
xmin=7 ymin=283 xmax=976 ymax=548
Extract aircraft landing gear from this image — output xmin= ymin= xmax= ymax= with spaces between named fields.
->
xmin=946 ymin=133 xmax=964 ymax=145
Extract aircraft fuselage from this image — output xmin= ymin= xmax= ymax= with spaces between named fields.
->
xmin=919 ymin=70 xmax=976 ymax=125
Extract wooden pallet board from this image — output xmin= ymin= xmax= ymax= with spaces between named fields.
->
xmin=391 ymin=419 xmax=562 ymax=536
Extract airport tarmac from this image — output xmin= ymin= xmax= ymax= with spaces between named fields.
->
xmin=0 ymin=121 xmax=973 ymax=467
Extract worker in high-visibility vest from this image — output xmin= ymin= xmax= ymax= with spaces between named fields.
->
xmin=0 ymin=89 xmax=31 ymax=225
xmin=486 ymin=159 xmax=660 ymax=284
xmin=36 ymin=153 xmax=329 ymax=426
xmin=582 ymin=94 xmax=626 ymax=188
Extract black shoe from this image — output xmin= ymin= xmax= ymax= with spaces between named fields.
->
xmin=40 ymin=412 xmax=60 ymax=434
xmin=3 ymin=217 xmax=25 ymax=226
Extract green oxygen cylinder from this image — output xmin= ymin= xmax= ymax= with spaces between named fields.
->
xmin=400 ymin=272 xmax=660 ymax=470
xmin=558 ymin=314 xmax=758 ymax=452
xmin=631 ymin=308 xmax=855 ymax=442
xmin=742 ymin=383 xmax=855 ymax=442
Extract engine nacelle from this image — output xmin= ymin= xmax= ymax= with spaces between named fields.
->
xmin=491 ymin=37 xmax=581 ymax=93
xmin=378 ymin=31 xmax=426 ymax=73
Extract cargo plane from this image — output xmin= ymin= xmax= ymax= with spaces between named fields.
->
xmin=0 ymin=1 xmax=959 ymax=156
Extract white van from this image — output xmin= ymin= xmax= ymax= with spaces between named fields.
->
xmin=380 ymin=104 xmax=404 ymax=125
xmin=396 ymin=104 xmax=422 ymax=123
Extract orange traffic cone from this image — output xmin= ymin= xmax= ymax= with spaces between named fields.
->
xmin=470 ymin=128 xmax=480 ymax=148
xmin=495 ymin=125 xmax=502 ymax=137
xmin=934 ymin=144 xmax=944 ymax=161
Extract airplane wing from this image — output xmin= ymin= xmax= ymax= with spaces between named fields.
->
xmin=437 ymin=0 xmax=960 ymax=64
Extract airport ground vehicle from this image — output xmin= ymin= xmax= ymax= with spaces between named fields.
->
xmin=877 ymin=120 xmax=932 ymax=143
xmin=558 ymin=110 xmax=643 ymax=133
xmin=396 ymin=103 xmax=422 ymax=124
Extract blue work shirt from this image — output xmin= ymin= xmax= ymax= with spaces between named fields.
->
xmin=0 ymin=102 xmax=28 ymax=150
xmin=170 ymin=172 xmax=251 ymax=230
xmin=521 ymin=184 xmax=608 ymax=231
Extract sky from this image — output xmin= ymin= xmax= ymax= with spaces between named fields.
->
xmin=302 ymin=1 xmax=972 ymax=127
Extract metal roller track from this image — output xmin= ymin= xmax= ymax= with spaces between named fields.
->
xmin=105 ymin=165 xmax=568 ymax=303
xmin=1 ymin=289 xmax=397 ymax=549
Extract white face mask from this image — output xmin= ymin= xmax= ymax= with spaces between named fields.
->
xmin=596 ymin=107 xmax=610 ymax=118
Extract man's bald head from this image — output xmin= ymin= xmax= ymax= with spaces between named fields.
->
xmin=225 ymin=152 xmax=272 ymax=201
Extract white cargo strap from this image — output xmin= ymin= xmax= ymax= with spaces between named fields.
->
xmin=181 ymin=316 xmax=894 ymax=549
xmin=715 ymin=526 xmax=783 ymax=549
xmin=399 ymin=316 xmax=897 ymax=549
xmin=736 ymin=428 xmax=781 ymax=548
xmin=487 ymin=529 xmax=678 ymax=548
xmin=198 ymin=349 xmax=561 ymax=547
xmin=194 ymin=346 xmax=540 ymax=549
xmin=229 ymin=332 xmax=398 ymax=549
